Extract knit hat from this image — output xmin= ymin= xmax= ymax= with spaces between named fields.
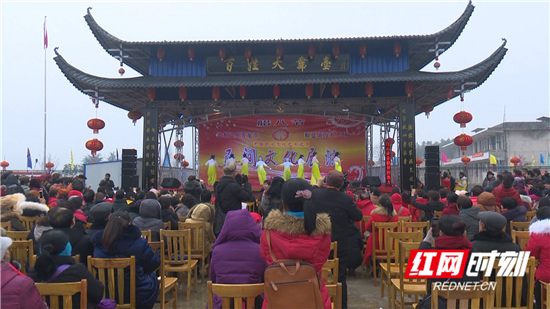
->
xmin=0 ymin=193 xmax=25 ymax=213
xmin=250 ymin=212 xmax=262 ymax=224
xmin=68 ymin=190 xmax=84 ymax=198
xmin=479 ymin=212 xmax=507 ymax=230
xmin=477 ymin=192 xmax=496 ymax=207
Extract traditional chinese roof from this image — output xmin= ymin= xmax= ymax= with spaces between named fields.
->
xmin=84 ymin=2 xmax=474 ymax=75
xmin=54 ymin=39 xmax=506 ymax=124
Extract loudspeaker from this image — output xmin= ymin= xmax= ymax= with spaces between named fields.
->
xmin=361 ymin=176 xmax=382 ymax=188
xmin=425 ymin=172 xmax=441 ymax=191
xmin=161 ymin=178 xmax=182 ymax=189
xmin=425 ymin=166 xmax=440 ymax=174
xmin=122 ymin=175 xmax=139 ymax=188
xmin=122 ymin=162 xmax=137 ymax=169
xmin=122 ymin=149 xmax=137 ymax=156
xmin=424 ymin=146 xmax=440 ymax=162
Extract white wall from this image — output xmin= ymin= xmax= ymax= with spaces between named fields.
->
xmin=84 ymin=159 xmax=143 ymax=191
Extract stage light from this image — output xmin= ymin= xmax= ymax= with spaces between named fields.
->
xmin=213 ymin=108 xmax=220 ymax=112
xmin=179 ymin=114 xmax=184 ymax=119
xmin=342 ymin=107 xmax=349 ymax=112
xmin=377 ymin=109 xmax=385 ymax=115
xmin=189 ymin=118 xmax=192 ymax=123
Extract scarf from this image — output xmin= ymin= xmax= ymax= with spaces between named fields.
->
xmin=285 ymin=211 xmax=304 ymax=218
xmin=434 ymin=235 xmax=473 ymax=250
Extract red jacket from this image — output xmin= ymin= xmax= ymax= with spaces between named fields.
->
xmin=1 ymin=263 xmax=47 ymax=309
xmin=526 ymin=219 xmax=550 ymax=282
xmin=441 ymin=203 xmax=460 ymax=216
xmin=363 ymin=207 xmax=399 ymax=264
xmin=391 ymin=194 xmax=411 ymax=218
xmin=74 ymin=209 xmax=87 ymax=223
xmin=492 ymin=184 xmax=523 ymax=207
xmin=470 ymin=196 xmax=478 ymax=206
xmin=261 ymin=210 xmax=332 ymax=309
xmin=47 ymin=197 xmax=58 ymax=208
xmin=355 ymin=199 xmax=377 ymax=234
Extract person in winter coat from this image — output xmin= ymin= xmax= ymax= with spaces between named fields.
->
xmin=159 ymin=196 xmax=179 ymax=230
xmin=57 ymin=200 xmax=86 ymax=229
xmin=526 ymin=207 xmax=550 ymax=308
xmin=184 ymin=175 xmax=202 ymax=202
xmin=458 ymin=196 xmax=480 ymax=240
xmin=482 ymin=171 xmax=499 ymax=189
xmin=185 ymin=203 xmax=216 ymax=253
xmin=3 ymin=174 xmax=25 ymax=195
xmin=28 ymin=230 xmax=103 ymax=309
xmin=1 ymin=235 xmax=47 ymax=309
xmin=85 ymin=202 xmax=112 ymax=236
xmin=455 ymin=172 xmax=468 ymax=191
xmin=472 ymin=211 xmax=519 ymax=252
xmin=210 ymin=209 xmax=267 ymax=309
xmin=47 ymin=207 xmax=94 ymax=264
xmin=441 ymin=192 xmax=460 ymax=216
xmin=260 ymin=178 xmax=332 ymax=309
xmin=214 ymin=165 xmax=253 ymax=236
xmin=363 ymin=196 xmax=399 ymax=265
xmin=20 ymin=199 xmax=49 ymax=218
xmin=92 ymin=212 xmax=160 ymax=309
xmin=355 ymin=193 xmax=376 ymax=232
xmin=370 ymin=187 xmax=381 ymax=206
xmin=0 ymin=193 xmax=26 ymax=230
xmin=501 ymin=197 xmax=527 ymax=234
xmin=132 ymin=199 xmax=164 ymax=241
xmin=112 ymin=190 xmax=128 ymax=212
xmin=493 ymin=173 xmax=524 ymax=208
xmin=260 ymin=176 xmax=284 ymax=220
xmin=390 ymin=193 xmax=411 ymax=218
xmin=476 ymin=192 xmax=500 ymax=212
xmin=411 ymin=190 xmax=445 ymax=221
xmin=47 ymin=189 xmax=59 ymax=208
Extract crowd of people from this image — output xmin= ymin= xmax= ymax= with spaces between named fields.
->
xmin=1 ymin=166 xmax=550 ymax=308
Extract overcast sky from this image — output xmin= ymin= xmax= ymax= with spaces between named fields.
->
xmin=1 ymin=1 xmax=549 ymax=170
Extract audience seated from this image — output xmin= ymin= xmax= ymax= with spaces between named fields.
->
xmin=132 ymin=199 xmax=164 ymax=241
xmin=458 ymin=196 xmax=479 ymax=240
xmin=112 ymin=190 xmax=128 ymax=213
xmin=85 ymin=202 xmax=112 ymax=236
xmin=20 ymin=195 xmax=49 ymax=217
xmin=363 ymin=196 xmax=399 ymax=266
xmin=441 ymin=192 xmax=459 ymax=216
xmin=412 ymin=190 xmax=445 ymax=221
xmin=501 ymin=197 xmax=527 ymax=234
xmin=476 ymin=192 xmax=500 ymax=212
xmin=47 ymin=207 xmax=93 ymax=263
xmin=527 ymin=206 xmax=550 ymax=308
xmin=493 ymin=173 xmax=523 ymax=209
xmin=1 ymin=193 xmax=26 ymax=231
xmin=159 ymin=196 xmax=179 ymax=230
xmin=186 ymin=203 xmax=216 ymax=253
xmin=390 ymin=193 xmax=411 ymax=217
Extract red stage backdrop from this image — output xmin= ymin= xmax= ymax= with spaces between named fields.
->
xmin=198 ymin=115 xmax=366 ymax=189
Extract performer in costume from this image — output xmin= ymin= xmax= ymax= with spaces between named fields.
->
xmin=225 ymin=154 xmax=236 ymax=167
xmin=240 ymin=154 xmax=249 ymax=176
xmin=334 ymin=151 xmax=342 ymax=172
xmin=281 ymin=158 xmax=294 ymax=181
xmin=206 ymin=155 xmax=218 ymax=186
xmin=310 ymin=152 xmax=322 ymax=185
xmin=255 ymin=156 xmax=271 ymax=185
xmin=297 ymin=155 xmax=305 ymax=179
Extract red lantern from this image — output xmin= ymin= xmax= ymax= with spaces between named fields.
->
xmin=369 ymin=160 xmax=375 ymax=166
xmin=118 ymin=67 xmax=125 ymax=76
xmin=276 ymin=44 xmax=283 ymax=59
xmin=273 ymin=85 xmax=280 ymax=99
xmin=188 ymin=46 xmax=195 ymax=61
xmin=212 ymin=86 xmax=220 ymax=101
xmin=446 ymin=87 xmax=455 ymax=100
xmin=394 ymin=42 xmax=402 ymax=57
xmin=359 ymin=43 xmax=367 ymax=58
xmin=308 ymin=44 xmax=315 ymax=60
xmin=244 ymin=47 xmax=252 ymax=60
xmin=461 ymin=156 xmax=471 ymax=166
xmin=331 ymin=83 xmax=340 ymax=98
xmin=434 ymin=62 xmax=441 ymax=70
xmin=147 ymin=88 xmax=156 ymax=102
xmin=454 ymin=133 xmax=473 ymax=155
xmin=510 ymin=157 xmax=521 ymax=167
xmin=365 ymin=82 xmax=373 ymax=97
xmin=421 ymin=105 xmax=434 ymax=118
xmin=385 ymin=137 xmax=395 ymax=145
xmin=405 ymin=82 xmax=414 ymax=97
xmin=179 ymin=87 xmax=187 ymax=102
xmin=174 ymin=153 xmax=185 ymax=162
xmin=45 ymin=162 xmax=54 ymax=171
xmin=182 ymin=160 xmax=189 ymax=168
xmin=416 ymin=158 xmax=423 ymax=166
xmin=239 ymin=85 xmax=246 ymax=99
xmin=305 ymin=84 xmax=313 ymax=99
xmin=87 ymin=118 xmax=105 ymax=134
xmin=127 ymin=110 xmax=142 ymax=126
xmin=453 ymin=111 xmax=473 ymax=128
xmin=85 ymin=138 xmax=103 ymax=158
xmin=0 ymin=161 xmax=9 ymax=171
xmin=219 ymin=46 xmax=226 ymax=60
xmin=332 ymin=44 xmax=340 ymax=59
xmin=174 ymin=140 xmax=184 ymax=148
xmin=157 ymin=46 xmax=165 ymax=62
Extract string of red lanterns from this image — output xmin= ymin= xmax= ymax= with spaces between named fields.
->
xmin=87 ymin=118 xmax=105 ymax=134
xmin=1 ymin=161 xmax=9 ymax=171
xmin=86 ymin=138 xmax=103 ymax=158
xmin=128 ymin=110 xmax=142 ymax=126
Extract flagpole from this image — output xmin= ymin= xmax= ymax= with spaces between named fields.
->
xmin=43 ymin=16 xmax=47 ymax=174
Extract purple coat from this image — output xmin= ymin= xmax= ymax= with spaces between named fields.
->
xmin=209 ymin=209 xmax=267 ymax=309
xmin=1 ymin=263 xmax=47 ymax=309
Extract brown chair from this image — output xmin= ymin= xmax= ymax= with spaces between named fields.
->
xmin=512 ymin=230 xmax=530 ymax=251
xmin=483 ymin=256 xmax=536 ymax=309
xmin=149 ymin=240 xmax=177 ymax=309
xmin=540 ymin=280 xmax=550 ymax=309
xmin=161 ymin=229 xmax=198 ymax=301
xmin=1 ymin=221 xmax=12 ymax=231
xmin=87 ymin=256 xmax=136 ymax=309
xmin=322 ymin=241 xmax=339 ymax=284
xmin=433 ymin=211 xmax=443 ymax=218
xmin=30 ymin=254 xmax=80 ymax=267
xmin=20 ymin=216 xmax=38 ymax=231
xmin=400 ymin=221 xmax=430 ymax=234
xmin=391 ymin=241 xmax=426 ymax=309
xmin=178 ymin=216 xmax=187 ymax=222
xmin=371 ymin=221 xmax=399 ymax=286
xmin=6 ymin=230 xmax=29 ymax=241
xmin=431 ymin=282 xmax=495 ymax=309
xmin=181 ymin=221 xmax=211 ymax=284
xmin=35 ymin=279 xmax=87 ymax=309
xmin=397 ymin=216 xmax=411 ymax=222
xmin=246 ymin=201 xmax=257 ymax=213
xmin=360 ymin=216 xmax=370 ymax=276
xmin=207 ymin=281 xmax=264 ymax=309
xmin=163 ymin=222 xmax=171 ymax=230
xmin=141 ymin=230 xmax=152 ymax=242
xmin=510 ymin=221 xmax=531 ymax=232
xmin=326 ymin=283 xmax=343 ymax=309
xmin=10 ymin=240 xmax=33 ymax=274
xmin=526 ymin=211 xmax=536 ymax=222
xmin=84 ymin=222 xmax=93 ymax=229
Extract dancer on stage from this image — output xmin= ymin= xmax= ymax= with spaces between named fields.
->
xmin=206 ymin=155 xmax=219 ymax=186
xmin=282 ymin=158 xmax=294 ymax=181
xmin=240 ymin=154 xmax=249 ymax=176
xmin=226 ymin=154 xmax=236 ymax=167
xmin=297 ymin=155 xmax=305 ymax=179
xmin=256 ymin=156 xmax=272 ymax=185
xmin=334 ymin=151 xmax=342 ymax=172
xmin=310 ymin=152 xmax=322 ymax=185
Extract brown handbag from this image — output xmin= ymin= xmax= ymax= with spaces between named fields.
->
xmin=263 ymin=230 xmax=324 ymax=309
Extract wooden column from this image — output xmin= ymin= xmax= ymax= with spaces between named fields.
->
xmin=399 ymin=100 xmax=416 ymax=191
xmin=142 ymin=107 xmax=159 ymax=190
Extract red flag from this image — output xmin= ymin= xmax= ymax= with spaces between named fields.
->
xmin=43 ymin=17 xmax=48 ymax=49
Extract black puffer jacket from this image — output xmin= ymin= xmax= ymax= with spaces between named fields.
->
xmin=132 ymin=199 xmax=164 ymax=241
xmin=411 ymin=198 xmax=445 ymax=221
xmin=184 ymin=180 xmax=202 ymax=201
xmin=215 ymin=176 xmax=253 ymax=214
xmin=161 ymin=209 xmax=179 ymax=230
xmin=471 ymin=230 xmax=521 ymax=253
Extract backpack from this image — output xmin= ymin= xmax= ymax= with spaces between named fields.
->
xmin=263 ymin=230 xmax=324 ymax=309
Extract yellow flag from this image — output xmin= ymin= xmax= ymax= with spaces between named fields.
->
xmin=71 ymin=148 xmax=74 ymax=170
xmin=532 ymin=154 xmax=536 ymax=167
xmin=490 ymin=154 xmax=497 ymax=165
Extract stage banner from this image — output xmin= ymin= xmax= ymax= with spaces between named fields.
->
xmin=198 ymin=115 xmax=366 ymax=189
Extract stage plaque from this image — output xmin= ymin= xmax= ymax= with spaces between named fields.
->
xmin=399 ymin=101 xmax=416 ymax=190
xmin=142 ymin=107 xmax=159 ymax=191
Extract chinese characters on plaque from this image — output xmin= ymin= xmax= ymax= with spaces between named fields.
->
xmin=399 ymin=101 xmax=416 ymax=190
xmin=142 ymin=107 xmax=159 ymax=190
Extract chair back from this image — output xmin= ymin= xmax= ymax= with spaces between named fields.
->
xmin=526 ymin=211 xmax=536 ymax=222
xmin=178 ymin=216 xmax=187 ymax=222
xmin=148 ymin=241 xmax=164 ymax=283
xmin=141 ymin=230 xmax=152 ymax=242
xmin=20 ymin=216 xmax=38 ymax=231
xmin=207 ymin=281 xmax=264 ymax=309
xmin=400 ymin=221 xmax=430 ymax=234
xmin=511 ymin=230 xmax=530 ymax=251
xmin=372 ymin=222 xmax=400 ymax=256
xmin=540 ymin=281 xmax=550 ymax=309
xmin=326 ymin=283 xmax=343 ymax=309
xmin=330 ymin=241 xmax=338 ymax=260
xmin=162 ymin=229 xmax=193 ymax=266
xmin=433 ymin=211 xmax=443 ymax=218
xmin=163 ymin=221 xmax=171 ymax=230
xmin=510 ymin=221 xmax=530 ymax=232
xmin=84 ymin=222 xmax=93 ymax=229
xmin=482 ymin=256 xmax=535 ymax=308
xmin=87 ymin=256 xmax=136 ymax=309
xmin=35 ymin=279 xmax=88 ymax=309
xmin=398 ymin=241 xmax=425 ymax=286
xmin=246 ymin=201 xmax=257 ymax=213
xmin=1 ymin=221 xmax=12 ymax=231
xmin=431 ymin=282 xmax=495 ymax=309
xmin=360 ymin=216 xmax=370 ymax=237
xmin=30 ymin=254 xmax=80 ymax=268
xmin=10 ymin=240 xmax=33 ymax=274
xmin=182 ymin=221 xmax=207 ymax=256
xmin=322 ymin=258 xmax=339 ymax=285
xmin=385 ymin=231 xmax=423 ymax=264
xmin=7 ymin=230 xmax=29 ymax=241
xmin=397 ymin=216 xmax=411 ymax=222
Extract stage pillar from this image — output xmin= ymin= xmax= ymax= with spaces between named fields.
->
xmin=399 ymin=101 xmax=416 ymax=190
xmin=142 ymin=107 xmax=159 ymax=190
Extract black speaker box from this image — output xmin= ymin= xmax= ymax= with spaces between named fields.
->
xmin=161 ymin=178 xmax=182 ymax=189
xmin=425 ymin=173 xmax=441 ymax=191
xmin=425 ymin=159 xmax=439 ymax=167
xmin=122 ymin=149 xmax=137 ymax=156
xmin=122 ymin=162 xmax=137 ymax=169
xmin=121 ymin=175 xmax=139 ymax=188
xmin=425 ymin=166 xmax=440 ymax=174
xmin=425 ymin=146 xmax=440 ymax=161
xmin=361 ymin=176 xmax=382 ymax=188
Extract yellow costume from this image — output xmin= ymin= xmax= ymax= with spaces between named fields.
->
xmin=241 ymin=161 xmax=249 ymax=176
xmin=207 ymin=159 xmax=217 ymax=186
xmin=297 ymin=160 xmax=305 ymax=179
xmin=257 ymin=163 xmax=267 ymax=185
xmin=455 ymin=177 xmax=468 ymax=191
xmin=310 ymin=158 xmax=321 ymax=185
xmin=334 ymin=157 xmax=342 ymax=172
xmin=283 ymin=165 xmax=292 ymax=181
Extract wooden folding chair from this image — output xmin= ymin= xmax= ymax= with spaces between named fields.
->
xmin=7 ymin=230 xmax=29 ymax=241
xmin=30 ymin=254 xmax=80 ymax=267
xmin=246 ymin=201 xmax=257 ymax=213
xmin=540 ymin=280 xmax=550 ymax=309
xmin=397 ymin=216 xmax=411 ymax=222
xmin=433 ymin=211 xmax=443 ymax=218
xmin=322 ymin=241 xmax=339 ymax=285
xmin=526 ymin=211 xmax=536 ymax=222
xmin=483 ymin=256 xmax=535 ymax=309
xmin=35 ymin=279 xmax=87 ymax=309
xmin=87 ymin=256 xmax=136 ymax=308
xmin=510 ymin=221 xmax=531 ymax=232
xmin=1 ymin=221 xmax=12 ymax=231
xmin=161 ymin=229 xmax=198 ymax=301
xmin=149 ymin=240 xmax=177 ymax=309
xmin=163 ymin=222 xmax=171 ymax=230
xmin=207 ymin=282 xmax=264 ymax=309
xmin=391 ymin=241 xmax=426 ymax=309
xmin=141 ymin=230 xmax=152 ymax=242
xmin=326 ymin=283 xmax=343 ymax=309
xmin=20 ymin=216 xmax=38 ymax=231
xmin=432 ymin=282 xmax=495 ymax=309
xmin=512 ymin=230 xmax=530 ymax=251
xmin=182 ymin=221 xmax=211 ymax=284
xmin=10 ymin=240 xmax=33 ymax=274
xmin=400 ymin=221 xmax=430 ymax=234
xmin=381 ymin=231 xmax=423 ymax=305
xmin=371 ymin=221 xmax=399 ymax=286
